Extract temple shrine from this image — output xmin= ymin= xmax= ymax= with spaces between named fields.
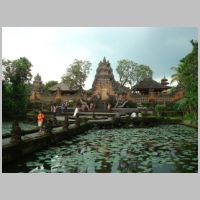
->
xmin=92 ymin=57 xmax=124 ymax=100
xmin=30 ymin=73 xmax=43 ymax=100
xmin=29 ymin=58 xmax=184 ymax=104
xmin=48 ymin=82 xmax=79 ymax=101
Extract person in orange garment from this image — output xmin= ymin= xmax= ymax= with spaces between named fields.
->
xmin=37 ymin=110 xmax=45 ymax=132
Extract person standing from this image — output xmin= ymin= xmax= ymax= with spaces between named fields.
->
xmin=61 ymin=102 xmax=65 ymax=113
xmin=37 ymin=110 xmax=45 ymax=132
xmin=73 ymin=103 xmax=79 ymax=117
xmin=107 ymin=103 xmax=112 ymax=112
xmin=90 ymin=102 xmax=94 ymax=111
xmin=53 ymin=105 xmax=57 ymax=113
xmin=65 ymin=101 xmax=68 ymax=112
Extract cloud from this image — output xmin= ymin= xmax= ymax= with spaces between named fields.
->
xmin=2 ymin=27 xmax=197 ymax=89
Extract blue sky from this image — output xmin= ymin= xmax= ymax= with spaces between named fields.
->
xmin=2 ymin=27 xmax=198 ymax=89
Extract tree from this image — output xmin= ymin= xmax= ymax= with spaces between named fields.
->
xmin=172 ymin=40 xmax=198 ymax=124
xmin=116 ymin=59 xmax=153 ymax=87
xmin=43 ymin=80 xmax=58 ymax=95
xmin=170 ymin=66 xmax=181 ymax=84
xmin=135 ymin=64 xmax=153 ymax=83
xmin=62 ymin=59 xmax=91 ymax=91
xmin=3 ymin=57 xmax=32 ymax=84
xmin=2 ymin=57 xmax=33 ymax=120
xmin=116 ymin=59 xmax=138 ymax=87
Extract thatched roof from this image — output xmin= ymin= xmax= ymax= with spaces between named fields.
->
xmin=133 ymin=78 xmax=170 ymax=90
xmin=48 ymin=82 xmax=79 ymax=92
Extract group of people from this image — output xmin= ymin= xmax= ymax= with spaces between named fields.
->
xmin=50 ymin=101 xmax=68 ymax=114
xmin=37 ymin=100 xmax=113 ymax=132
xmin=73 ymin=102 xmax=95 ymax=117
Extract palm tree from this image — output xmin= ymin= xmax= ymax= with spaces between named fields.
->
xmin=170 ymin=66 xmax=182 ymax=85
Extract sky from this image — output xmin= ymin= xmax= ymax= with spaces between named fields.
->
xmin=2 ymin=27 xmax=198 ymax=89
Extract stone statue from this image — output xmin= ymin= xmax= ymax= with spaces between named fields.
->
xmin=11 ymin=120 xmax=22 ymax=142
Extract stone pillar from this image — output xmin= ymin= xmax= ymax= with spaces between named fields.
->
xmin=11 ymin=120 xmax=22 ymax=143
xmin=75 ymin=114 xmax=80 ymax=127
xmin=44 ymin=119 xmax=52 ymax=134
xmin=52 ymin=115 xmax=58 ymax=126
xmin=63 ymin=115 xmax=69 ymax=131
xmin=92 ymin=111 xmax=96 ymax=119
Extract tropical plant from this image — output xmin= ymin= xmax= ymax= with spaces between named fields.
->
xmin=171 ymin=40 xmax=198 ymax=125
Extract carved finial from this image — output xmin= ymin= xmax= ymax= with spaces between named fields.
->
xmin=103 ymin=57 xmax=106 ymax=63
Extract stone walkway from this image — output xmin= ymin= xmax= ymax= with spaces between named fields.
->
xmin=2 ymin=125 xmax=75 ymax=148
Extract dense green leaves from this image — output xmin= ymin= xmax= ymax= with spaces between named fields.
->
xmin=5 ymin=125 xmax=197 ymax=173
xmin=43 ymin=80 xmax=58 ymax=95
xmin=3 ymin=57 xmax=32 ymax=84
xmin=116 ymin=59 xmax=137 ymax=87
xmin=172 ymin=40 xmax=198 ymax=125
xmin=116 ymin=59 xmax=153 ymax=87
xmin=135 ymin=64 xmax=153 ymax=83
xmin=62 ymin=59 xmax=91 ymax=91
xmin=2 ymin=57 xmax=33 ymax=120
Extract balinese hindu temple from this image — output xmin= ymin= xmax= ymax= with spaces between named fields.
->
xmin=30 ymin=57 xmax=184 ymax=106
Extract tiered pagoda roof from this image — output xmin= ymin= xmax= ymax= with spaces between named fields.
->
xmin=161 ymin=76 xmax=169 ymax=86
xmin=92 ymin=57 xmax=129 ymax=95
xmin=92 ymin=57 xmax=115 ymax=89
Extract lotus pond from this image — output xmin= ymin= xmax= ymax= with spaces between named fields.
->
xmin=4 ymin=124 xmax=198 ymax=173
xmin=2 ymin=122 xmax=36 ymax=135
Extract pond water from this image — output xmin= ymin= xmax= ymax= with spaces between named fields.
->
xmin=2 ymin=122 xmax=37 ymax=135
xmin=3 ymin=124 xmax=198 ymax=173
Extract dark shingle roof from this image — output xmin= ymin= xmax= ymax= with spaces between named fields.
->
xmin=133 ymin=78 xmax=170 ymax=90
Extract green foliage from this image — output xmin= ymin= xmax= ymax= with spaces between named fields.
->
xmin=43 ymin=80 xmax=58 ymax=95
xmin=62 ymin=59 xmax=91 ymax=91
xmin=67 ymin=100 xmax=75 ymax=107
xmin=171 ymin=40 xmax=198 ymax=123
xmin=116 ymin=59 xmax=137 ymax=87
xmin=125 ymin=101 xmax=137 ymax=108
xmin=155 ymin=104 xmax=165 ymax=117
xmin=141 ymin=102 xmax=151 ymax=108
xmin=174 ymin=98 xmax=188 ymax=113
xmin=2 ymin=57 xmax=33 ymax=120
xmin=136 ymin=64 xmax=153 ymax=83
xmin=3 ymin=57 xmax=32 ymax=84
xmin=27 ymin=102 xmax=43 ymax=110
xmin=184 ymin=113 xmax=197 ymax=126
xmin=116 ymin=59 xmax=153 ymax=87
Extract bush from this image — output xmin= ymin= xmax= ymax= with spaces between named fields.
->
xmin=27 ymin=102 xmax=42 ymax=110
xmin=142 ymin=102 xmax=151 ymax=108
xmin=155 ymin=104 xmax=165 ymax=117
xmin=184 ymin=112 xmax=197 ymax=126
xmin=125 ymin=101 xmax=137 ymax=108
